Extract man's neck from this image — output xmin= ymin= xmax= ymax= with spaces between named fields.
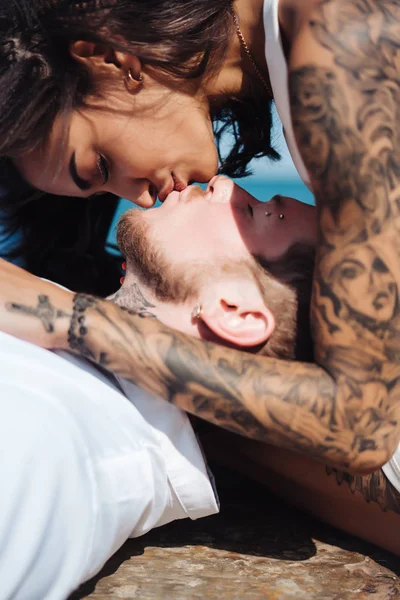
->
xmin=108 ymin=277 xmax=202 ymax=340
xmin=107 ymin=280 xmax=158 ymax=320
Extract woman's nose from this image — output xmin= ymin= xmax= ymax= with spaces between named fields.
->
xmin=119 ymin=180 xmax=157 ymax=207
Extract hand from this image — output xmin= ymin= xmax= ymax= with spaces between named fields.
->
xmin=0 ymin=259 xmax=73 ymax=349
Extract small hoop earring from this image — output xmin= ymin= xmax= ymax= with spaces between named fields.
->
xmin=125 ymin=68 xmax=143 ymax=91
xmin=191 ymin=303 xmax=203 ymax=320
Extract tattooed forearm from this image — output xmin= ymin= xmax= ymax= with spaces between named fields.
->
xmin=326 ymin=466 xmax=400 ymax=514
xmin=6 ymin=295 xmax=71 ymax=333
xmin=61 ymin=293 xmax=399 ymax=472
xmin=287 ymin=1 xmax=400 ymax=460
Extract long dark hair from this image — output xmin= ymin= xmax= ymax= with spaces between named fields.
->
xmin=0 ymin=0 xmax=279 ymax=294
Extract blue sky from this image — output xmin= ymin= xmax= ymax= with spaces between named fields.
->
xmin=222 ymin=106 xmax=301 ymax=182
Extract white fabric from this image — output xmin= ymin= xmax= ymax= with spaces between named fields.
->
xmin=382 ymin=447 xmax=400 ymax=494
xmin=0 ymin=331 xmax=218 ymax=600
xmin=263 ymin=0 xmax=311 ymax=188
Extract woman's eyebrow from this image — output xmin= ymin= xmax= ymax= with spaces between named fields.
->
xmin=69 ymin=152 xmax=92 ymax=191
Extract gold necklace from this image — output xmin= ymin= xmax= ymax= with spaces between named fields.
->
xmin=229 ymin=0 xmax=273 ymax=98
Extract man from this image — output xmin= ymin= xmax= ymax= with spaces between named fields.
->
xmin=1 ymin=177 xmax=398 ymax=600
xmin=0 ymin=179 xmax=316 ymax=599
xmin=115 ymin=176 xmax=400 ymax=556
xmin=115 ymin=176 xmax=316 ymax=363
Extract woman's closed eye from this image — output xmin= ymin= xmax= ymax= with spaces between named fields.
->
xmin=97 ymin=154 xmax=110 ymax=185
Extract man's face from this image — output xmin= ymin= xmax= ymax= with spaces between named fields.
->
xmin=117 ymin=178 xmax=316 ymax=358
xmin=140 ymin=177 xmax=317 ymax=266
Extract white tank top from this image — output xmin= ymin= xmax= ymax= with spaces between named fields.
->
xmin=263 ymin=0 xmax=311 ymax=188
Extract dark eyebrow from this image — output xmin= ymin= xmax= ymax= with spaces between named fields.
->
xmin=69 ymin=152 xmax=92 ymax=192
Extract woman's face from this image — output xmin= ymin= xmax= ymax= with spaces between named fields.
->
xmin=15 ymin=70 xmax=219 ymax=207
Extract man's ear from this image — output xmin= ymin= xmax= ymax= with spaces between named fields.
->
xmin=69 ymin=41 xmax=142 ymax=81
xmin=199 ymin=275 xmax=275 ymax=348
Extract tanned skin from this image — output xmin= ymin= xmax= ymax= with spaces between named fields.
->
xmin=4 ymin=0 xmax=400 ymax=514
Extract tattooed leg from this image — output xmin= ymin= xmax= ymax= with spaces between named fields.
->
xmin=326 ymin=466 xmax=400 ymax=513
xmin=201 ymin=431 xmax=400 ymax=556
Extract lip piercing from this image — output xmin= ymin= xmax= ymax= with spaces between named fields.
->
xmin=279 ymin=214 xmax=285 ymax=219
xmin=265 ymin=211 xmax=272 ymax=216
xmin=192 ymin=303 xmax=203 ymax=320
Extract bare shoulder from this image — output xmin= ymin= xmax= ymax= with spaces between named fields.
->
xmin=278 ymin=0 xmax=324 ymax=44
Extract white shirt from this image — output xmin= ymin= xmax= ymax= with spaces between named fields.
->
xmin=263 ymin=0 xmax=311 ymax=188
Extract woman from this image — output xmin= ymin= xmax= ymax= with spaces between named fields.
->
xmin=1 ymin=0 xmax=400 ymax=509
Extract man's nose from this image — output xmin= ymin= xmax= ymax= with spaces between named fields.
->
xmin=206 ymin=175 xmax=229 ymax=192
xmin=206 ymin=175 xmax=233 ymax=202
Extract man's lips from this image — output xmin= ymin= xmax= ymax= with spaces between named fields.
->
xmin=178 ymin=185 xmax=206 ymax=203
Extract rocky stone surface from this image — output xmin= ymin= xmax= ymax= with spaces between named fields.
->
xmin=70 ymin=467 xmax=400 ymax=600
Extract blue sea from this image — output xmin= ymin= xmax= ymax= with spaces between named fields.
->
xmin=107 ymin=176 xmax=315 ymax=253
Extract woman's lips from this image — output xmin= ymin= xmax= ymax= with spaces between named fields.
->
xmin=172 ymin=173 xmax=187 ymax=192
xmin=158 ymin=174 xmax=188 ymax=202
xmin=158 ymin=179 xmax=175 ymax=202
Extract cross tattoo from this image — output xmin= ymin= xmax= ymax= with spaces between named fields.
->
xmin=6 ymin=295 xmax=71 ymax=334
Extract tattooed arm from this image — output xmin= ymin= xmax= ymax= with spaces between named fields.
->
xmin=0 ymin=256 xmax=397 ymax=473
xmin=48 ymin=290 xmax=388 ymax=475
xmin=66 ymin=0 xmax=400 ymax=473
xmin=2 ymin=0 xmax=400 ymax=476
xmin=287 ymin=1 xmax=400 ymax=464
